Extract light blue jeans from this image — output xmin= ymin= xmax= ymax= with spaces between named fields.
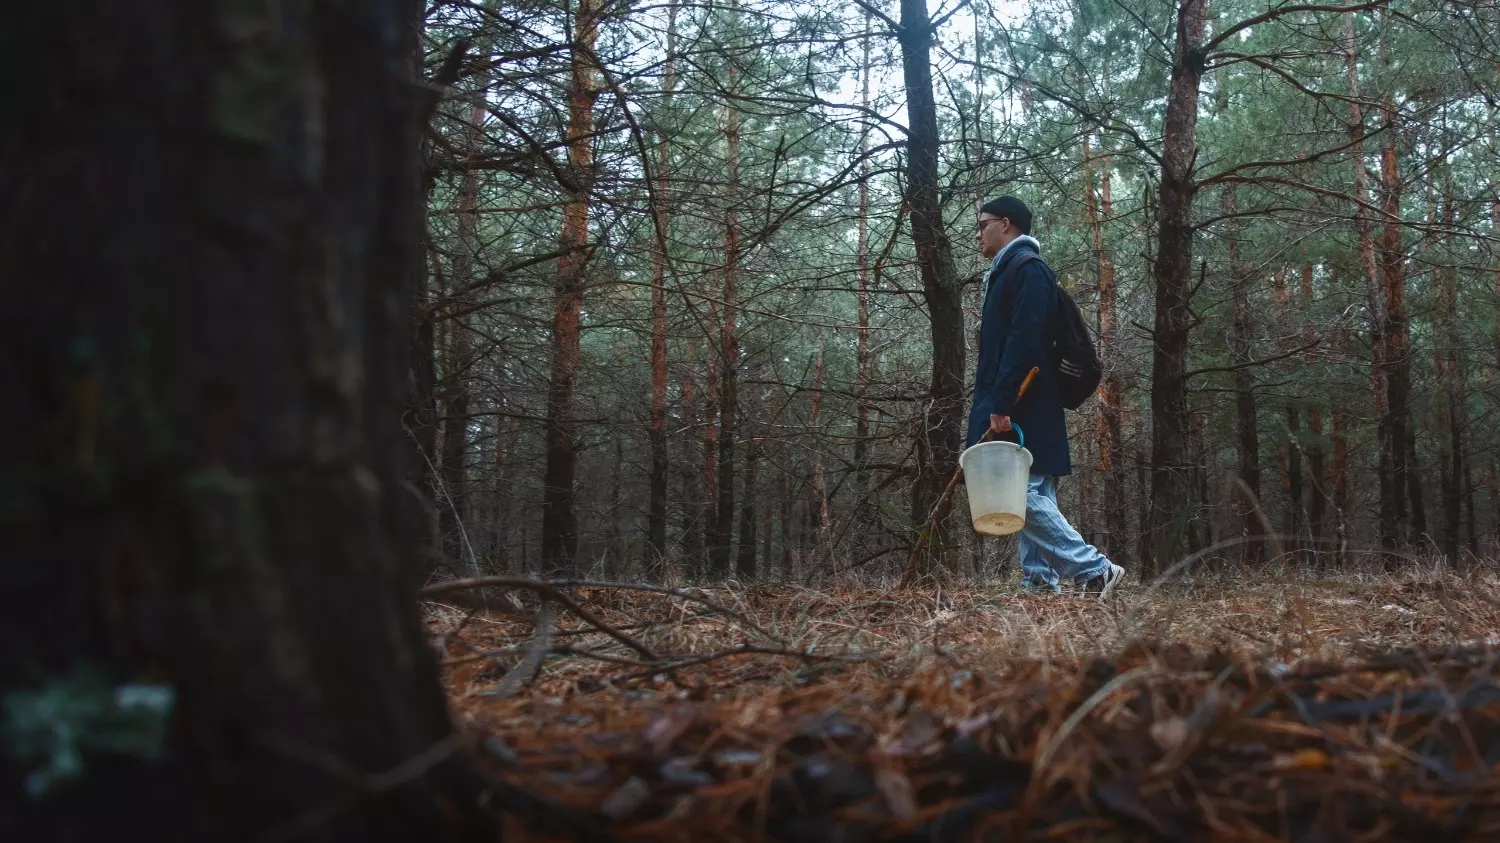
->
xmin=1017 ymin=474 xmax=1112 ymax=592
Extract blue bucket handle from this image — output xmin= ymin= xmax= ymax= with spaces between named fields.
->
xmin=1010 ymin=422 xmax=1025 ymax=451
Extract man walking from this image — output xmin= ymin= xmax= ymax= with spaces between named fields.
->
xmin=969 ymin=196 xmax=1124 ymax=597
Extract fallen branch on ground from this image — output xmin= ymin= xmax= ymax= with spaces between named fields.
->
xmin=423 ymin=577 xmax=659 ymax=661
xmin=421 ymin=576 xmax=778 ymax=644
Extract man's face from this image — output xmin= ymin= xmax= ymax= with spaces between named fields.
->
xmin=977 ymin=213 xmax=1012 ymax=260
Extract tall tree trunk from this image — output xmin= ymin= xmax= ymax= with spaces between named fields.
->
xmin=1491 ymin=464 xmax=1500 ymax=559
xmin=1465 ymin=463 xmax=1478 ymax=557
xmin=1332 ymin=401 xmax=1352 ymax=566
xmin=412 ymin=269 xmax=441 ymax=572
xmin=541 ymin=0 xmax=601 ymax=576
xmin=1438 ymin=172 xmax=1466 ymax=564
xmin=646 ymin=0 xmax=679 ymax=580
xmin=712 ymin=81 xmax=741 ymax=578
xmin=1379 ymin=71 xmax=1414 ymax=554
xmin=494 ymin=419 xmax=519 ymax=573
xmin=1136 ymin=438 xmax=1152 ymax=564
xmin=680 ymin=361 xmax=704 ymax=577
xmin=1085 ymin=137 xmax=1129 ymax=564
xmin=1308 ymin=407 xmax=1327 ymax=547
xmin=700 ymin=316 xmax=720 ymax=580
xmin=1146 ymin=0 xmax=1208 ymax=572
xmin=1272 ymin=268 xmax=1302 ymax=555
xmin=1492 ymin=198 xmax=1500 ymax=558
xmin=1192 ymin=409 xmax=1212 ymax=547
xmin=1406 ymin=427 xmax=1427 ymax=548
xmin=738 ymin=423 xmax=759 ymax=580
xmin=438 ymin=92 xmax=489 ymax=576
xmin=1214 ymin=71 xmax=1259 ymax=560
xmin=780 ymin=470 xmax=794 ymax=578
xmin=1285 ymin=407 xmax=1304 ymax=551
xmin=1493 ymin=196 xmax=1500 ymax=379
xmin=1344 ymin=17 xmax=1400 ymax=552
xmin=0 ymin=1 xmax=502 ymax=837
xmin=809 ymin=347 xmax=833 ymax=561
xmin=762 ymin=461 xmax=775 ymax=576
xmin=1344 ymin=21 xmax=1386 ymax=546
xmin=438 ymin=96 xmax=484 ymax=574
xmin=1224 ymin=182 xmax=1261 ymax=556
xmin=438 ymin=330 xmax=473 ymax=574
xmin=898 ymin=0 xmax=965 ymax=576
xmin=606 ymin=435 xmax=624 ymax=578
xmin=854 ymin=17 xmax=873 ymax=496
xmin=1301 ymin=268 xmax=1327 ymax=549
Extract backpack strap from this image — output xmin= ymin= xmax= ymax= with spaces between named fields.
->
xmin=988 ymin=250 xmax=1050 ymax=321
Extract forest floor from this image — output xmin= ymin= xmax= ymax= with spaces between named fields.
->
xmin=430 ymin=562 xmax=1500 ymax=841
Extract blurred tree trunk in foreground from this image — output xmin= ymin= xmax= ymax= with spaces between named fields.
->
xmin=0 ymin=1 xmax=499 ymax=839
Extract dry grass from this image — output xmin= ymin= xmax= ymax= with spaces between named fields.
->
xmin=430 ymin=563 xmax=1500 ymax=841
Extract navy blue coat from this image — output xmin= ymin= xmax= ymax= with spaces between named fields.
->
xmin=965 ymin=240 xmax=1072 ymax=477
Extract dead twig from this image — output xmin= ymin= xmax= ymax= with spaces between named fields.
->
xmin=486 ymin=602 xmax=555 ymax=699
xmin=424 ymin=577 xmax=659 ymax=661
xmin=423 ymin=576 xmax=775 ymax=644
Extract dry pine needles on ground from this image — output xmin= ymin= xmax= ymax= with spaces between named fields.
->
xmin=429 ymin=567 xmax=1500 ymax=841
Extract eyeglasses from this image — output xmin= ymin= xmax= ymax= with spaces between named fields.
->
xmin=977 ymin=218 xmax=1005 ymax=233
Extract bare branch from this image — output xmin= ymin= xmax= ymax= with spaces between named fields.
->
xmin=1185 ymin=337 xmax=1323 ymax=380
xmin=1202 ymin=1 xmax=1390 ymax=57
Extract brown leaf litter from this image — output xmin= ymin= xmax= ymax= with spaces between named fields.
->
xmin=431 ymin=570 xmax=1500 ymax=841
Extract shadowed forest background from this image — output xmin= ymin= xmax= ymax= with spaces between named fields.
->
xmin=5 ymin=0 xmax=1500 ymax=840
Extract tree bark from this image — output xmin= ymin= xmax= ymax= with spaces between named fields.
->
xmin=1301 ymin=268 xmax=1327 ymax=549
xmin=606 ymin=435 xmax=624 ymax=578
xmin=1285 ymin=406 xmax=1304 ymax=551
xmin=738 ymin=424 xmax=759 ymax=580
xmin=1084 ymin=137 xmax=1129 ymax=564
xmin=438 ymin=334 xmax=471 ymax=573
xmin=1491 ymin=198 xmax=1500 ymax=558
xmin=1437 ymin=173 xmax=1464 ymax=564
xmin=780 ymin=470 xmax=794 ymax=579
xmin=700 ymin=319 xmax=720 ymax=580
xmin=1272 ymin=268 xmax=1301 ymax=556
xmin=438 ymin=96 xmax=484 ymax=575
xmin=541 ymin=0 xmax=601 ymax=576
xmin=1224 ymin=182 xmax=1261 ymax=557
xmin=898 ymin=0 xmax=965 ymax=576
xmin=1343 ymin=17 xmax=1397 ymax=551
xmin=1308 ymin=407 xmax=1327 ymax=546
xmin=494 ymin=419 xmax=519 ymax=573
xmin=1406 ymin=426 xmax=1427 ymax=548
xmin=647 ymin=0 xmax=679 ymax=579
xmin=1491 ymin=464 xmax=1500 ymax=560
xmin=679 ymin=360 xmax=704 ymax=577
xmin=1332 ymin=401 xmax=1352 ymax=566
xmin=762 ymin=461 xmax=775 ymax=576
xmin=712 ymin=80 xmax=742 ymax=578
xmin=1146 ymin=0 xmax=1209 ymax=572
xmin=1493 ymin=197 xmax=1500 ymax=379
xmin=854 ymin=18 xmax=873 ymax=496
xmin=1379 ymin=72 xmax=1414 ymax=554
xmin=0 ymin=1 xmax=500 ymax=838
xmin=810 ymin=347 xmax=833 ymax=561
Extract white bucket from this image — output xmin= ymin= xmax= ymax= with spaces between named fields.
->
xmin=959 ymin=424 xmax=1032 ymax=536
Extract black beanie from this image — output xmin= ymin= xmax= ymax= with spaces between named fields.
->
xmin=979 ymin=195 xmax=1032 ymax=235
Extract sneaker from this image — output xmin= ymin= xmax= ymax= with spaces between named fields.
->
xmin=1079 ymin=563 xmax=1125 ymax=599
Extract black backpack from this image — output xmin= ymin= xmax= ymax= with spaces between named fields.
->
xmin=994 ymin=252 xmax=1102 ymax=411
